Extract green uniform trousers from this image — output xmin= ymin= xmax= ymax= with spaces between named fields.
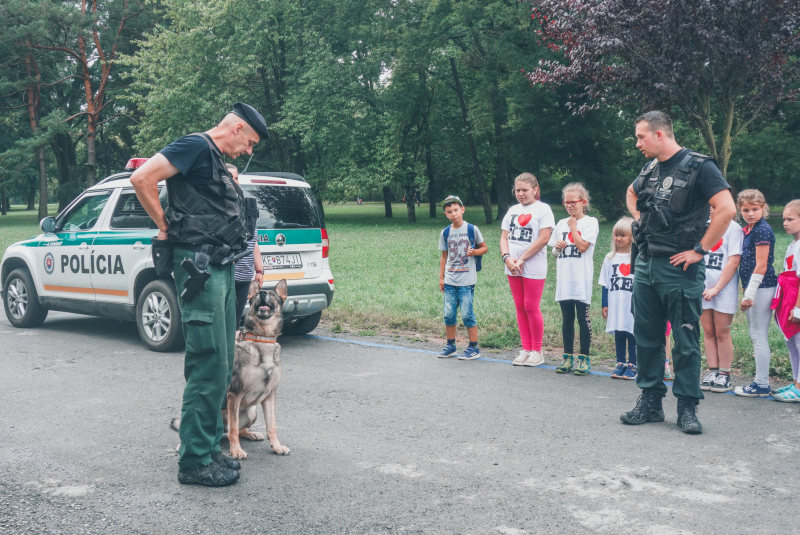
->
xmin=173 ymin=246 xmax=237 ymax=470
xmin=633 ymin=255 xmax=705 ymax=402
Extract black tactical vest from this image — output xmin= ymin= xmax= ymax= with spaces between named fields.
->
xmin=165 ymin=133 xmax=256 ymax=258
xmin=634 ymin=150 xmax=712 ymax=257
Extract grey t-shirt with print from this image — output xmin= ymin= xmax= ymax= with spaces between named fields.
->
xmin=438 ymin=223 xmax=484 ymax=286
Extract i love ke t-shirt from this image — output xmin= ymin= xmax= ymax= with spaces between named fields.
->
xmin=548 ymin=216 xmax=599 ymax=304
xmin=501 ymin=202 xmax=555 ymax=279
xmin=598 ymin=252 xmax=634 ymax=334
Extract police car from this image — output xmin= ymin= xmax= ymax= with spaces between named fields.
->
xmin=1 ymin=159 xmax=334 ymax=352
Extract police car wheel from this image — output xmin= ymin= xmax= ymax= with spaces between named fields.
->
xmin=282 ymin=311 xmax=321 ymax=336
xmin=3 ymin=268 xmax=48 ymax=328
xmin=136 ymin=279 xmax=184 ymax=352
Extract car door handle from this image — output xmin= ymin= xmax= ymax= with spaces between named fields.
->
xmin=133 ymin=241 xmax=146 ymax=250
xmin=78 ymin=243 xmax=90 ymax=250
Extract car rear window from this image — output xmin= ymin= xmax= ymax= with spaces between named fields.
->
xmin=241 ymin=185 xmax=323 ymax=229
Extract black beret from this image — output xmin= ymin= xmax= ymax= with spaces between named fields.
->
xmin=231 ymin=102 xmax=270 ymax=141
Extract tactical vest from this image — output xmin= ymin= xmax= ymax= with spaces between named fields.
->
xmin=165 ymin=133 xmax=258 ymax=261
xmin=633 ymin=150 xmax=712 ymax=257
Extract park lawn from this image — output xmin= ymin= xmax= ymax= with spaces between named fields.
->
xmin=322 ymin=202 xmax=793 ymax=380
xmin=0 ymin=202 xmax=793 ymax=379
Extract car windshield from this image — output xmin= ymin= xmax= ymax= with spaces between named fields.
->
xmin=240 ymin=185 xmax=323 ymax=229
xmin=57 ymin=191 xmax=111 ymax=231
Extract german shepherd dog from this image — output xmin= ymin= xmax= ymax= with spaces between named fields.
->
xmin=223 ymin=279 xmax=291 ymax=459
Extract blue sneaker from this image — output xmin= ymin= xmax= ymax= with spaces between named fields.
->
xmin=622 ymin=364 xmax=638 ymax=380
xmin=611 ymin=363 xmax=626 ymax=378
xmin=438 ymin=343 xmax=457 ymax=358
xmin=458 ymin=346 xmax=480 ymax=360
xmin=734 ymin=381 xmax=771 ymax=397
xmin=772 ymin=385 xmax=800 ymax=402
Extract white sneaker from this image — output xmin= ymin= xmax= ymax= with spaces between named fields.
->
xmin=524 ymin=350 xmax=545 ymax=367
xmin=512 ymin=350 xmax=529 ymax=366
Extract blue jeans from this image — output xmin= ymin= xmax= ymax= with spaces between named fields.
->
xmin=443 ymin=284 xmax=477 ymax=328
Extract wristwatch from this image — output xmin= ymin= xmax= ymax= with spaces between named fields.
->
xmin=693 ymin=242 xmax=708 ymax=256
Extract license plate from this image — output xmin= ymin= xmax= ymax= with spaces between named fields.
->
xmin=262 ymin=254 xmax=302 ymax=270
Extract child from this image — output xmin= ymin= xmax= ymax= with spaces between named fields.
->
xmin=599 ymin=217 xmax=636 ymax=379
xmin=734 ymin=189 xmax=778 ymax=397
xmin=500 ymin=173 xmax=555 ymax=367
xmin=438 ymin=195 xmax=488 ymax=360
xmin=699 ymin=206 xmax=743 ymax=393
xmin=549 ymin=183 xmax=599 ymax=375
xmin=771 ymin=200 xmax=800 ymax=401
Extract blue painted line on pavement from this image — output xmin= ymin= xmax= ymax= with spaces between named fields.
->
xmin=304 ymin=334 xmax=781 ymax=400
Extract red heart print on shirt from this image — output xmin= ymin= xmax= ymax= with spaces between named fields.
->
xmin=619 ymin=263 xmax=631 ymax=276
xmin=711 ymin=239 xmax=723 ymax=252
xmin=568 ymin=230 xmax=582 ymax=243
xmin=517 ymin=213 xmax=532 ymax=227
xmin=788 ymin=255 xmax=795 ymax=270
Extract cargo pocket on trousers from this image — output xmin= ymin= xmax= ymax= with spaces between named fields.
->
xmin=182 ymin=308 xmax=217 ymax=355
xmin=680 ymin=286 xmax=704 ymax=324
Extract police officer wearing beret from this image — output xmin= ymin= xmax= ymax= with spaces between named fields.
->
xmin=621 ymin=111 xmax=736 ymax=434
xmin=131 ymin=103 xmax=268 ymax=486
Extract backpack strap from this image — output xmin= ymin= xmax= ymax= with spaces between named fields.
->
xmin=467 ymin=224 xmax=475 ymax=247
xmin=443 ymin=224 xmax=452 ymax=242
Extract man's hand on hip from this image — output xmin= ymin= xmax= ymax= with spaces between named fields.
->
xmin=669 ymin=250 xmax=703 ymax=270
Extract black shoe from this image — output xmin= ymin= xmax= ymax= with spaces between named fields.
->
xmin=212 ymin=451 xmax=241 ymax=471
xmin=676 ymin=399 xmax=703 ymax=434
xmin=620 ymin=391 xmax=665 ymax=425
xmin=178 ymin=460 xmax=240 ymax=487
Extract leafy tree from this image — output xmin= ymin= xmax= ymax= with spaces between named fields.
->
xmin=528 ymin=0 xmax=800 ymax=176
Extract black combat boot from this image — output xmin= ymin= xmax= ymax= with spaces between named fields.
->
xmin=178 ymin=460 xmax=240 ymax=487
xmin=676 ymin=399 xmax=703 ymax=434
xmin=620 ymin=390 xmax=665 ymax=425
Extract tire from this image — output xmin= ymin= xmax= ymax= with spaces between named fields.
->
xmin=3 ymin=268 xmax=48 ymax=328
xmin=136 ymin=279 xmax=184 ymax=352
xmin=282 ymin=310 xmax=322 ymax=336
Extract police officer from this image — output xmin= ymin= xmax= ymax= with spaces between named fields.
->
xmin=131 ymin=103 xmax=268 ymax=486
xmin=621 ymin=111 xmax=735 ymax=434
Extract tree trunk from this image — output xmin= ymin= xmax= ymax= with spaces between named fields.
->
xmin=490 ymin=85 xmax=509 ymax=221
xmin=405 ymin=185 xmax=417 ymax=223
xmin=449 ymin=57 xmax=493 ymax=224
xmin=51 ymin=132 xmax=78 ymax=212
xmin=37 ymin=146 xmax=48 ymax=218
xmin=1 ymin=178 xmax=7 ymax=215
xmin=85 ymin=118 xmax=97 ymax=187
xmin=27 ymin=177 xmax=36 ymax=210
xmin=382 ymin=185 xmax=393 ymax=218
xmin=426 ymin=142 xmax=436 ymax=219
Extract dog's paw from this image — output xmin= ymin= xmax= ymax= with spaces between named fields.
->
xmin=230 ymin=447 xmax=249 ymax=460
xmin=272 ymin=445 xmax=291 ymax=455
xmin=240 ymin=430 xmax=265 ymax=441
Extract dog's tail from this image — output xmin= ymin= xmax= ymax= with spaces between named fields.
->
xmin=170 ymin=418 xmax=180 ymax=433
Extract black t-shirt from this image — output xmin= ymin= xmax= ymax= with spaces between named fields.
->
xmin=159 ymin=134 xmax=219 ymax=188
xmin=632 ymin=148 xmax=730 ymax=206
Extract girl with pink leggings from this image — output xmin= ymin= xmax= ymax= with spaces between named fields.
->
xmin=500 ymin=173 xmax=555 ymax=367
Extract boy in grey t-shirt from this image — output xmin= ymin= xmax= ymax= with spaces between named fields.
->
xmin=438 ymin=195 xmax=488 ymax=360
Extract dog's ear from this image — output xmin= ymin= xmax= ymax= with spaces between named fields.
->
xmin=274 ymin=279 xmax=288 ymax=300
xmin=247 ymin=280 xmax=261 ymax=299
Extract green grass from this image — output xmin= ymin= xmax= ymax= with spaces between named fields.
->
xmin=0 ymin=202 xmax=793 ymax=379
xmin=323 ymin=202 xmax=793 ymax=379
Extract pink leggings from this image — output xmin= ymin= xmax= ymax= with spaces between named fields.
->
xmin=508 ymin=276 xmax=545 ymax=351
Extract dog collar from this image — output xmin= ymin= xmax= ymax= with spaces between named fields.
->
xmin=238 ymin=332 xmax=277 ymax=344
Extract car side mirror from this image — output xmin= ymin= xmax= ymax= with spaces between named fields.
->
xmin=40 ymin=216 xmax=56 ymax=233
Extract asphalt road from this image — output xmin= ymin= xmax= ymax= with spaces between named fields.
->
xmin=1 ymin=311 xmax=799 ymax=534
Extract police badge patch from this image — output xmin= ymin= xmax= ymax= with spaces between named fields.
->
xmin=662 ymin=176 xmax=673 ymax=189
xmin=44 ymin=252 xmax=55 ymax=274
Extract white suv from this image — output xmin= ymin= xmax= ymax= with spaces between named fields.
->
xmin=1 ymin=161 xmax=334 ymax=351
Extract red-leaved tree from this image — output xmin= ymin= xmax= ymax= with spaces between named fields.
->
xmin=526 ymin=0 xmax=800 ymax=177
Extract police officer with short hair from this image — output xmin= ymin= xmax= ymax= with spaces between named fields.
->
xmin=622 ymin=111 xmax=736 ymax=434
xmin=131 ymin=103 xmax=268 ymax=486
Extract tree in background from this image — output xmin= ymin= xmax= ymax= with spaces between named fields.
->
xmin=528 ymin=0 xmax=800 ymax=177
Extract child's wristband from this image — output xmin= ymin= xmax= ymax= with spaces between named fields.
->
xmin=502 ymin=253 xmax=510 ymax=261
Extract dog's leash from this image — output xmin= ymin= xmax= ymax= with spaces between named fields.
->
xmin=237 ymin=332 xmax=277 ymax=344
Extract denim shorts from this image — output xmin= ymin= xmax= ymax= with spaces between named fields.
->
xmin=443 ymin=284 xmax=477 ymax=328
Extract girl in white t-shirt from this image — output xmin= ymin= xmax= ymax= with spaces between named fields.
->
xmin=699 ymin=206 xmax=743 ymax=393
xmin=500 ymin=173 xmax=555 ymax=367
xmin=549 ymin=183 xmax=599 ymax=375
xmin=599 ymin=217 xmax=637 ymax=380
